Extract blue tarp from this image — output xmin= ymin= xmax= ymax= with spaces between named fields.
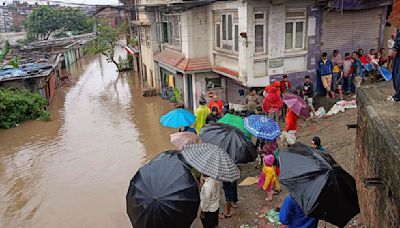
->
xmin=329 ymin=0 xmax=391 ymax=10
xmin=0 ymin=63 xmax=52 ymax=79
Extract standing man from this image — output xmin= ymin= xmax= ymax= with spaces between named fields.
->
xmin=200 ymin=175 xmax=221 ymax=228
xmin=388 ymin=31 xmax=400 ymax=102
xmin=209 ymin=95 xmax=224 ymax=114
xmin=317 ymin=52 xmax=334 ymax=98
xmin=245 ymin=88 xmax=260 ymax=115
xmin=303 ymin=75 xmax=315 ymax=118
xmin=332 ymin=50 xmax=343 ymax=94
xmin=280 ymin=75 xmax=291 ymax=121
xmin=352 ymin=52 xmax=363 ymax=89
xmin=358 ymin=49 xmax=368 ymax=65
xmin=388 ymin=33 xmax=396 ymax=71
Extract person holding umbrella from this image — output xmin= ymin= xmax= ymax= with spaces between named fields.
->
xmin=200 ymin=175 xmax=222 ymax=228
xmin=279 ymin=143 xmax=360 ymax=227
xmin=279 ymin=195 xmax=318 ymax=228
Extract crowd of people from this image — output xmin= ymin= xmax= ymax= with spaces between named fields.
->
xmin=189 ymin=90 xmax=326 ymax=228
xmin=184 ymin=33 xmax=400 ymax=228
xmin=317 ymin=32 xmax=398 ymax=101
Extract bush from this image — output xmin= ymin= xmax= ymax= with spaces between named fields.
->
xmin=0 ymin=89 xmax=51 ymax=128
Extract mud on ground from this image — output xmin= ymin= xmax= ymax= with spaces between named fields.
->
xmin=218 ymin=109 xmax=358 ymax=228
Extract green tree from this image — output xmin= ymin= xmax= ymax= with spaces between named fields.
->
xmin=25 ymin=6 xmax=93 ymax=41
xmin=86 ymin=21 xmax=126 ymax=70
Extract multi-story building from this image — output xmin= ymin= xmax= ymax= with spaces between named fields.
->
xmin=125 ymin=0 xmax=390 ymax=110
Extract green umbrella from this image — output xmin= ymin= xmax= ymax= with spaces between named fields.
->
xmin=217 ymin=114 xmax=252 ymax=138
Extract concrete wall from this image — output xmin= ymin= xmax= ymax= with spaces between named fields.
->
xmin=181 ymin=6 xmax=209 ymax=58
xmin=138 ymin=11 xmax=160 ymax=89
xmin=355 ymin=83 xmax=400 ymax=227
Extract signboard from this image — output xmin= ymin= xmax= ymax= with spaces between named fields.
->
xmin=269 ymin=57 xmax=284 ymax=68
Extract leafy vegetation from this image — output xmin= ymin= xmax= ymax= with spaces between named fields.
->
xmin=86 ymin=21 xmax=126 ymax=71
xmin=0 ymin=41 xmax=10 ymax=63
xmin=25 ymin=6 xmax=93 ymax=41
xmin=0 ymin=89 xmax=51 ymax=128
xmin=168 ymin=88 xmax=183 ymax=105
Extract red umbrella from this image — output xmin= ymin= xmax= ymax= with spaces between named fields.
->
xmin=283 ymin=93 xmax=310 ymax=118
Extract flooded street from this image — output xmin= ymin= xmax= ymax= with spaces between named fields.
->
xmin=0 ymin=48 xmax=175 ymax=228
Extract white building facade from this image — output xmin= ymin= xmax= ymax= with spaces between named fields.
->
xmin=131 ymin=0 xmax=388 ymax=110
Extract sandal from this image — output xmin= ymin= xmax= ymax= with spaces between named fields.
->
xmin=273 ymin=190 xmax=282 ymax=195
xmin=219 ymin=213 xmax=232 ymax=219
xmin=231 ymin=203 xmax=238 ymax=208
xmin=265 ymin=198 xmax=273 ymax=202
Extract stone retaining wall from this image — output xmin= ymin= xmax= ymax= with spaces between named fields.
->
xmin=355 ymin=82 xmax=400 ymax=227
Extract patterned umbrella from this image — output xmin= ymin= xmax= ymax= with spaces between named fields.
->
xmin=170 ymin=132 xmax=200 ymax=150
xmin=181 ymin=143 xmax=240 ymax=182
xmin=283 ymin=93 xmax=310 ymax=118
xmin=217 ymin=113 xmax=252 ymax=138
xmin=160 ymin=108 xmax=196 ymax=128
xmin=244 ymin=115 xmax=281 ymax=141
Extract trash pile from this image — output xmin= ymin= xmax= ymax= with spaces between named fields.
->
xmin=326 ymin=100 xmax=357 ymax=116
xmin=312 ymin=100 xmax=357 ymax=118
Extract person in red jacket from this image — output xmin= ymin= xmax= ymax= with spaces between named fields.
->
xmin=208 ymin=95 xmax=223 ymax=114
xmin=279 ymin=75 xmax=292 ymax=94
xmin=285 ymin=108 xmax=299 ymax=132
xmin=263 ymin=87 xmax=283 ymax=122
xmin=279 ymin=75 xmax=291 ymax=121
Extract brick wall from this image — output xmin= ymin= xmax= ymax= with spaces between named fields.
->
xmin=355 ymin=83 xmax=400 ymax=227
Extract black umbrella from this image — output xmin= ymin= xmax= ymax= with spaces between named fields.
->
xmin=279 ymin=143 xmax=360 ymax=228
xmin=200 ymin=124 xmax=257 ymax=164
xmin=126 ymin=151 xmax=200 ymax=228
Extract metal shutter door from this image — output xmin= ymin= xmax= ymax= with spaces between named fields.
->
xmin=321 ymin=7 xmax=384 ymax=55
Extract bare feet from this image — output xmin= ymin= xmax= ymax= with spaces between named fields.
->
xmin=265 ymin=197 xmax=273 ymax=202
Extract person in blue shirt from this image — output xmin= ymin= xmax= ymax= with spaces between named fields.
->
xmin=279 ymin=195 xmax=318 ymax=228
xmin=317 ymin=52 xmax=334 ymax=99
xmin=311 ymin=136 xmax=326 ymax=152
xmin=180 ymin=126 xmax=197 ymax=134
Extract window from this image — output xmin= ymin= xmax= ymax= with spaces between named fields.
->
xmin=206 ymin=77 xmax=222 ymax=89
xmin=160 ymin=14 xmax=181 ymax=46
xmin=285 ymin=10 xmax=306 ymax=51
xmin=146 ymin=27 xmax=151 ymax=47
xmin=254 ymin=10 xmax=267 ymax=54
xmin=216 ymin=23 xmax=221 ymax=48
xmin=140 ymin=27 xmax=146 ymax=46
xmin=214 ymin=11 xmax=238 ymax=52
xmin=234 ymin=24 xmax=239 ymax=51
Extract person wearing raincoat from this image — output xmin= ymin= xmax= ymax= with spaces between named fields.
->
xmin=258 ymin=154 xmax=280 ymax=201
xmin=263 ymin=87 xmax=283 ymax=123
xmin=195 ymin=98 xmax=211 ymax=133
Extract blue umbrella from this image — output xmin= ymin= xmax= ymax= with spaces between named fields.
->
xmin=160 ymin=108 xmax=196 ymax=128
xmin=244 ymin=115 xmax=281 ymax=141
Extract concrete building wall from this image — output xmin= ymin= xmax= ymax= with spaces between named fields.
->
xmin=138 ymin=11 xmax=159 ymax=88
xmin=192 ymin=72 xmax=226 ymax=110
xmin=181 ymin=6 xmax=209 ymax=58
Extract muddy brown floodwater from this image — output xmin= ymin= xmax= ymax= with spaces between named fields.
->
xmin=0 ymin=48 xmax=176 ymax=228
